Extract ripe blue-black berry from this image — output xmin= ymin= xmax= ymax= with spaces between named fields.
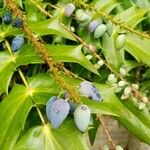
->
xmin=64 ymin=3 xmax=75 ymax=17
xmin=12 ymin=18 xmax=23 ymax=27
xmin=3 ymin=12 xmax=12 ymax=24
xmin=48 ymin=99 xmax=70 ymax=128
xmin=78 ymin=81 xmax=102 ymax=101
xmin=11 ymin=36 xmax=25 ymax=52
xmin=74 ymin=105 xmax=91 ymax=132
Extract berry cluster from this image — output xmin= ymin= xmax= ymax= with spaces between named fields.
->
xmin=1 ymin=11 xmax=25 ymax=52
xmin=64 ymin=3 xmax=126 ymax=48
xmin=46 ymin=81 xmax=102 ymax=131
xmin=63 ymin=3 xmax=149 ymax=110
xmin=2 ymin=11 xmax=23 ymax=27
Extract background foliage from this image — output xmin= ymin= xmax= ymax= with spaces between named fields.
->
xmin=0 ymin=0 xmax=150 ymax=149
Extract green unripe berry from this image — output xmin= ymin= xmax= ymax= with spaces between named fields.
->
xmin=94 ymin=64 xmax=100 ymax=69
xmin=97 ymin=59 xmax=104 ymax=66
xmin=75 ymin=9 xmax=89 ymax=22
xmin=116 ymin=34 xmax=126 ymax=49
xmin=74 ymin=105 xmax=91 ymax=132
xmin=70 ymin=26 xmax=75 ymax=32
xmin=119 ymin=67 xmax=126 ymax=76
xmin=118 ymin=80 xmax=126 ymax=87
xmin=108 ymin=74 xmax=117 ymax=83
xmin=124 ymin=87 xmax=131 ymax=95
xmin=138 ymin=102 xmax=146 ymax=110
xmin=94 ymin=24 xmax=107 ymax=38
xmin=86 ymin=54 xmax=93 ymax=60
xmin=115 ymin=87 xmax=122 ymax=93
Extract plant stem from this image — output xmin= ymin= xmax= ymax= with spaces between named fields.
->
xmin=4 ymin=39 xmax=14 ymax=58
xmin=96 ymin=114 xmax=116 ymax=150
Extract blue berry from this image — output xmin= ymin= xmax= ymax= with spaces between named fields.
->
xmin=3 ymin=12 xmax=12 ymax=24
xmin=64 ymin=3 xmax=75 ymax=17
xmin=48 ymin=99 xmax=70 ymax=128
xmin=12 ymin=18 xmax=23 ymax=27
xmin=74 ymin=105 xmax=91 ymax=132
xmin=46 ymin=96 xmax=57 ymax=121
xmin=11 ymin=36 xmax=25 ymax=52
xmin=88 ymin=19 xmax=101 ymax=33
xmin=78 ymin=81 xmax=102 ymax=101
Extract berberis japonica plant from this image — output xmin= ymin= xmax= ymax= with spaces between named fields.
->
xmin=0 ymin=0 xmax=150 ymax=149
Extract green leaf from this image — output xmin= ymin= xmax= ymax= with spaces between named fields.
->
xmin=122 ymin=100 xmax=150 ymax=128
xmin=53 ymin=118 xmax=88 ymax=150
xmin=17 ymin=44 xmax=99 ymax=75
xmin=92 ymin=0 xmax=120 ymax=14
xmin=102 ymin=33 xmax=124 ymax=68
xmin=0 ymin=85 xmax=33 ymax=149
xmin=0 ymin=52 xmax=16 ymax=94
xmin=124 ymin=60 xmax=140 ymax=72
xmin=0 ymin=43 xmax=98 ymax=95
xmin=0 ymin=46 xmax=42 ymax=95
xmin=134 ymin=0 xmax=150 ymax=9
xmin=46 ymin=45 xmax=99 ymax=75
xmin=14 ymin=118 xmax=89 ymax=150
xmin=114 ymin=6 xmax=148 ymax=27
xmin=125 ymin=34 xmax=150 ymax=66
xmin=24 ymin=0 xmax=46 ymax=21
xmin=15 ymin=0 xmax=23 ymax=8
xmin=28 ymin=73 xmax=60 ymax=104
xmin=120 ymin=0 xmax=133 ymax=9
xmin=88 ymin=114 xmax=99 ymax=145
xmin=15 ymin=44 xmax=42 ymax=65
xmin=14 ymin=125 xmax=62 ymax=150
xmin=28 ymin=17 xmax=76 ymax=41
xmin=5 ymin=26 xmax=23 ymax=37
